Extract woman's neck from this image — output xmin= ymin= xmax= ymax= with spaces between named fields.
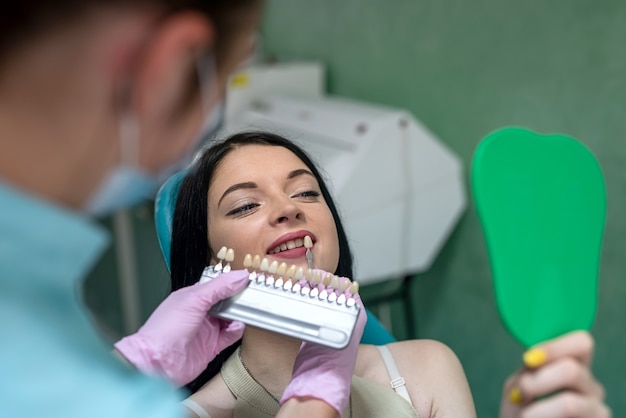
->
xmin=239 ymin=327 xmax=302 ymax=395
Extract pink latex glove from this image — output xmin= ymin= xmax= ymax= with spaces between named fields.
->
xmin=114 ymin=269 xmax=249 ymax=386
xmin=280 ymin=291 xmax=367 ymax=417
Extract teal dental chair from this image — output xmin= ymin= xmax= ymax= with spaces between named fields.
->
xmin=154 ymin=170 xmax=396 ymax=346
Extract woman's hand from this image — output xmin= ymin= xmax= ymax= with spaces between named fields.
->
xmin=114 ymin=270 xmax=250 ymax=386
xmin=499 ymin=330 xmax=610 ymax=418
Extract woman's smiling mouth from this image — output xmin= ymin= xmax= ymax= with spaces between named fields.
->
xmin=268 ymin=237 xmax=306 ymax=254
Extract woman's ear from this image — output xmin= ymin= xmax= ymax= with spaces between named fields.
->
xmin=132 ymin=12 xmax=216 ymax=170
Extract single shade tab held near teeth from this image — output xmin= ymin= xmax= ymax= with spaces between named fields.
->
xmin=304 ymin=235 xmax=314 ymax=269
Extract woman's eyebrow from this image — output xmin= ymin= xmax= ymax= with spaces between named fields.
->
xmin=218 ymin=181 xmax=257 ymax=206
xmin=287 ymin=168 xmax=315 ymax=179
xmin=217 ymin=170 xmax=313 ymax=206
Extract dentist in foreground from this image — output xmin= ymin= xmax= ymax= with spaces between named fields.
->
xmin=0 ymin=1 xmax=358 ymax=417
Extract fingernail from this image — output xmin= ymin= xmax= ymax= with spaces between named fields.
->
xmin=523 ymin=347 xmax=547 ymax=368
xmin=509 ymin=386 xmax=522 ymax=405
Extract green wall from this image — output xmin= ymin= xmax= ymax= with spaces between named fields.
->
xmin=259 ymin=0 xmax=626 ymax=415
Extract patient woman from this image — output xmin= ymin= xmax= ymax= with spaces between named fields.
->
xmin=170 ymin=131 xmax=609 ymax=418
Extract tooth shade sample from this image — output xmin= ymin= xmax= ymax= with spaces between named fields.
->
xmin=260 ymin=258 xmax=270 ymax=271
xmin=243 ymin=254 xmax=252 ymax=269
xmin=277 ymin=262 xmax=287 ymax=276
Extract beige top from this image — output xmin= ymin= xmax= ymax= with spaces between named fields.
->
xmin=220 ymin=348 xmax=419 ymax=418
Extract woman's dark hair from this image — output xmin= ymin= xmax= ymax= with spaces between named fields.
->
xmin=0 ymin=1 xmax=259 ymax=68
xmin=170 ymin=131 xmax=354 ymax=392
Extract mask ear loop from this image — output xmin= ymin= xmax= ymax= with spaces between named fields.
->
xmin=115 ymin=80 xmax=141 ymax=169
xmin=119 ymin=108 xmax=141 ymax=168
xmin=195 ymin=51 xmax=217 ymax=115
xmin=186 ymin=51 xmax=224 ymax=170
xmin=195 ymin=51 xmax=221 ymax=270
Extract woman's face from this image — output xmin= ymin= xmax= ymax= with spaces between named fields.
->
xmin=207 ymin=144 xmax=340 ymax=274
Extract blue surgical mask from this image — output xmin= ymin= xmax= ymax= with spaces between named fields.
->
xmin=84 ymin=101 xmax=225 ymax=216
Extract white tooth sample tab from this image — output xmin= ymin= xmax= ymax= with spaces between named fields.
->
xmin=304 ymin=235 xmax=313 ymax=249
xmin=243 ymin=254 xmax=252 ymax=269
xmin=260 ymin=258 xmax=270 ymax=271
xmin=225 ymin=248 xmax=235 ymax=262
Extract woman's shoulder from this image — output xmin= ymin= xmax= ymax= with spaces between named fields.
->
xmin=356 ymin=339 xmax=461 ymax=380
xmin=356 ymin=340 xmax=476 ymax=418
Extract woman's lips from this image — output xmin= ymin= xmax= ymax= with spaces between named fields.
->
xmin=267 ymin=231 xmax=316 ymax=255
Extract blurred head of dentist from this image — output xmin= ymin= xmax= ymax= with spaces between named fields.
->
xmin=0 ymin=0 xmax=263 ymax=215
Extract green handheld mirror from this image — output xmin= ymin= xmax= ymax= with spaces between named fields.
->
xmin=472 ymin=127 xmax=606 ymax=348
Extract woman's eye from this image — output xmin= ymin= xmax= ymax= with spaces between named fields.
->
xmin=227 ymin=203 xmax=259 ymax=216
xmin=294 ymin=190 xmax=321 ymax=199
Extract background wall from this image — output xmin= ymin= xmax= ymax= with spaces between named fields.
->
xmin=258 ymin=0 xmax=626 ymax=415
xmin=83 ymin=0 xmax=626 ymax=416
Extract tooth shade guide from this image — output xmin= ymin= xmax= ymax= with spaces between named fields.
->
xmin=322 ymin=273 xmax=333 ymax=287
xmin=225 ymin=248 xmax=235 ymax=262
xmin=295 ymin=267 xmax=305 ymax=281
xmin=286 ymin=265 xmax=297 ymax=279
xmin=304 ymin=235 xmax=313 ymax=249
xmin=216 ymin=246 xmax=227 ymax=260
xmin=339 ymin=279 xmax=351 ymax=292
xmin=252 ymin=255 xmax=262 ymax=270
xmin=277 ymin=262 xmax=287 ymax=277
xmin=349 ymin=282 xmax=360 ymax=295
xmin=259 ymin=257 xmax=270 ymax=272
xmin=268 ymin=260 xmax=279 ymax=274
xmin=243 ymin=254 xmax=252 ymax=269
xmin=205 ymin=253 xmax=360 ymax=349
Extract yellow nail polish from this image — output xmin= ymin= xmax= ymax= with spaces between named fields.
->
xmin=523 ymin=347 xmax=547 ymax=368
xmin=509 ymin=387 xmax=522 ymax=405
xmin=230 ymin=72 xmax=249 ymax=88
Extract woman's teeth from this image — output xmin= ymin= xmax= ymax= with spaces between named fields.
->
xmin=269 ymin=238 xmax=304 ymax=254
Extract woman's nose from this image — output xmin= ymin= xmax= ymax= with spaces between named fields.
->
xmin=272 ymin=199 xmax=303 ymax=225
